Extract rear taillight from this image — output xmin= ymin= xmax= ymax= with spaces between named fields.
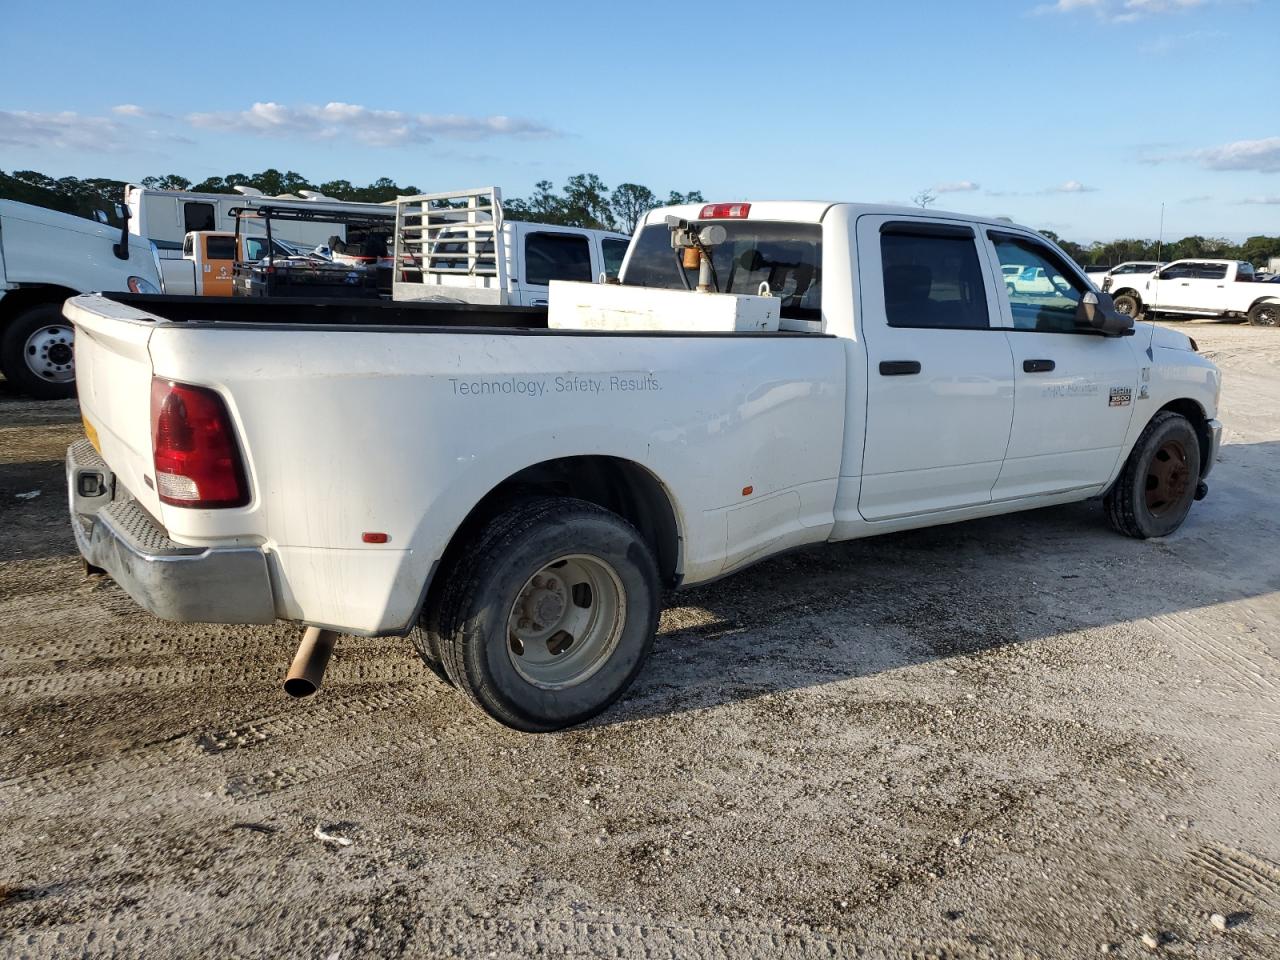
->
xmin=150 ymin=378 xmax=249 ymax=508
xmin=699 ymin=203 xmax=750 ymax=220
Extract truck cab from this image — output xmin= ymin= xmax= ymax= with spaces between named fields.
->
xmin=1108 ymin=258 xmax=1279 ymax=325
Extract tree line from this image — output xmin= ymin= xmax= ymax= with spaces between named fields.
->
xmin=0 ymin=168 xmax=702 ymax=236
xmin=2 ymin=167 xmax=1275 ymax=266
xmin=1040 ymin=230 xmax=1280 ymax=271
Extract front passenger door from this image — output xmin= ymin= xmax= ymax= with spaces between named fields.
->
xmin=987 ymin=231 xmax=1141 ymax=499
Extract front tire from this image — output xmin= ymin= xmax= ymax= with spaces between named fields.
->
xmin=1112 ymin=293 xmax=1141 ymax=320
xmin=1248 ymin=301 xmax=1279 ymax=327
xmin=1105 ymin=412 xmax=1201 ymax=539
xmin=0 ymin=303 xmax=77 ymax=400
xmin=424 ymin=496 xmax=660 ymax=731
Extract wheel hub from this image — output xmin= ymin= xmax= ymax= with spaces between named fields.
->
xmin=1145 ymin=440 xmax=1190 ymax=517
xmin=24 ymin=324 xmax=76 ymax=383
xmin=506 ymin=556 xmax=625 ymax=690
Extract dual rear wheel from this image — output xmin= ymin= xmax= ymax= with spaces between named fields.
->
xmin=414 ymin=497 xmax=659 ymax=732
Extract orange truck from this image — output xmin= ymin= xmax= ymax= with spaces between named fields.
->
xmin=157 ymin=231 xmax=300 ymax=297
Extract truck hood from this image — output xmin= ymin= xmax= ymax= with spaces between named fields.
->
xmin=1139 ymin=321 xmax=1196 ymax=353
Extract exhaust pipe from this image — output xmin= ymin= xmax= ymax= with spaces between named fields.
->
xmin=284 ymin=627 xmax=338 ymax=698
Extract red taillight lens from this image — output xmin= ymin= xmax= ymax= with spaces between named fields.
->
xmin=699 ymin=203 xmax=750 ymax=220
xmin=150 ymin=378 xmax=249 ymax=508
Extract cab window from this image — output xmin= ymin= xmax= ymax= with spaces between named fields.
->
xmin=989 ymin=233 xmax=1090 ymax=333
xmin=524 ymin=232 xmax=592 ymax=286
xmin=183 ymin=201 xmax=215 ymax=233
xmin=879 ymin=223 xmax=989 ymax=330
xmin=602 ymin=238 xmax=628 ymax=279
xmin=206 ymin=236 xmax=236 ymax=260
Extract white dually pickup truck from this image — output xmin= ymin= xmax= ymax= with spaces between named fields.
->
xmin=1107 ymin=258 xmax=1280 ymax=327
xmin=64 ymin=201 xmax=1222 ymax=730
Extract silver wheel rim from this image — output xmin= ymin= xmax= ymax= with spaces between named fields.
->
xmin=24 ymin=323 xmax=75 ymax=383
xmin=1115 ymin=298 xmax=1134 ymax=317
xmin=506 ymin=555 xmax=626 ymax=690
xmin=1256 ymin=306 xmax=1277 ymax=327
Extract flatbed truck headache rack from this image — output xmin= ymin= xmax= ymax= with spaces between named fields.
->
xmin=393 ymin=187 xmax=630 ymax=307
xmin=231 ymin=205 xmax=397 ymax=299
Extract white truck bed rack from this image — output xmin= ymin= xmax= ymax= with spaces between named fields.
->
xmin=393 ymin=187 xmax=508 ymax=304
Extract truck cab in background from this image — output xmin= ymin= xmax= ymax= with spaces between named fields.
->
xmin=158 ymin=231 xmax=303 ymax=297
xmin=0 ymin=199 xmax=161 ymax=399
xmin=392 ymin=187 xmax=630 ymax=307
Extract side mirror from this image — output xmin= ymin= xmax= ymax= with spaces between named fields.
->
xmin=1076 ymin=290 xmax=1134 ymax=337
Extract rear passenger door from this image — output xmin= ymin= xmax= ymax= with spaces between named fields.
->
xmin=517 ymin=230 xmax=594 ymax=306
xmin=855 ymin=216 xmax=1015 ymax=521
xmin=985 ymin=231 xmax=1140 ymax=499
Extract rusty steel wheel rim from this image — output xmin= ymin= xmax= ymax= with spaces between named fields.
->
xmin=1145 ymin=439 xmax=1190 ymax=517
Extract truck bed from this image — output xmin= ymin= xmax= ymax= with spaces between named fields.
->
xmin=99 ymin=292 xmax=550 ymax=330
xmin=95 ymin=293 xmax=823 ymax=337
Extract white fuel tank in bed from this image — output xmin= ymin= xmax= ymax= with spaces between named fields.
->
xmin=547 ymin=280 xmax=780 ymax=333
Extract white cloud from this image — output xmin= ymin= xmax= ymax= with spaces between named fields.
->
xmin=934 ymin=180 xmax=980 ymax=193
xmin=1242 ymin=195 xmax=1280 ymax=205
xmin=0 ymin=110 xmax=126 ymax=150
xmin=112 ymin=104 xmax=147 ymax=117
xmin=1051 ymin=180 xmax=1098 ymax=193
xmin=187 ymin=101 xmax=560 ymax=146
xmin=1196 ymin=137 xmax=1280 ymax=173
xmin=1036 ymin=0 xmax=1238 ymax=21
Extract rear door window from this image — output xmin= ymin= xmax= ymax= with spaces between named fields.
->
xmin=524 ymin=232 xmax=592 ymax=286
xmin=879 ymin=223 xmax=989 ymax=330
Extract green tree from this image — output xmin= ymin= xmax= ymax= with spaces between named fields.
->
xmin=140 ymin=174 xmax=192 ymax=191
xmin=610 ymin=183 xmax=657 ymax=234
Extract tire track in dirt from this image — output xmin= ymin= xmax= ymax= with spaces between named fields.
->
xmin=1187 ymin=842 xmax=1280 ymax=908
xmin=2 ymin=911 xmax=1009 ymax=960
xmin=0 ymin=683 xmax=434 ymax=801
xmin=1146 ymin=608 xmax=1279 ymax=699
xmin=0 ymin=657 xmax=422 ymax=700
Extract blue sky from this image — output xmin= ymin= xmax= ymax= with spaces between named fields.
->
xmin=1 ymin=0 xmax=1275 ymax=242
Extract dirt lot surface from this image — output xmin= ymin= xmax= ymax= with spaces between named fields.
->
xmin=1 ymin=322 xmax=1278 ymax=959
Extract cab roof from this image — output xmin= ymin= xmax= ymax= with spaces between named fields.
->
xmin=642 ymin=201 xmax=1033 ymax=234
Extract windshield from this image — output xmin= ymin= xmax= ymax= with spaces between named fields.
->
xmin=621 ymin=221 xmax=822 ymax=321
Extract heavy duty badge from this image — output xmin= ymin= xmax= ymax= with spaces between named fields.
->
xmin=1109 ymin=386 xmax=1133 ymax=407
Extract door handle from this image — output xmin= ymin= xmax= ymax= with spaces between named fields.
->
xmin=1023 ymin=359 xmax=1055 ymax=373
xmin=879 ymin=360 xmax=921 ymax=376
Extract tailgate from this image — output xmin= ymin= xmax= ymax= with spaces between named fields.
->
xmin=64 ymin=294 xmax=163 ymax=519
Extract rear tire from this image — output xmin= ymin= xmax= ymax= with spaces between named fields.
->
xmin=1112 ymin=293 xmax=1141 ymax=320
xmin=0 ymin=303 xmax=77 ymax=400
xmin=1105 ymin=412 xmax=1201 ymax=539
xmin=1248 ymin=301 xmax=1279 ymax=327
xmin=424 ymin=496 xmax=660 ymax=731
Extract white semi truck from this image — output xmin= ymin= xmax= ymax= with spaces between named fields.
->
xmin=0 ymin=199 xmax=161 ymax=399
xmin=65 ymin=200 xmax=1221 ymax=730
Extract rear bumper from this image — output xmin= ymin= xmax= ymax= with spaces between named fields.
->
xmin=1203 ymin=418 xmax=1223 ymax=478
xmin=67 ymin=439 xmax=276 ymax=624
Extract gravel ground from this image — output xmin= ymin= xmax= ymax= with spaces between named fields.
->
xmin=1 ymin=322 xmax=1278 ymax=959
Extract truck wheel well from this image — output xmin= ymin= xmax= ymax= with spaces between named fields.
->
xmin=1112 ymin=287 xmax=1141 ymax=302
xmin=424 ymin=457 xmax=682 ymax=633
xmin=1158 ymin=399 xmax=1212 ymax=477
xmin=0 ymin=284 xmax=80 ymax=325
